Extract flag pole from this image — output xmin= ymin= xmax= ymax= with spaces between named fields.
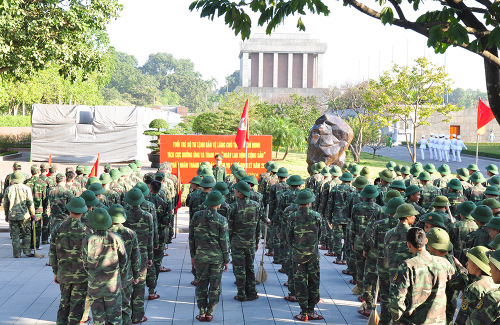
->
xmin=476 ymin=133 xmax=479 ymax=166
xmin=245 ymin=142 xmax=248 ymax=172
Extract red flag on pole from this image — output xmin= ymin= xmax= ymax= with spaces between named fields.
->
xmin=175 ymin=161 xmax=181 ymax=213
xmin=47 ymin=155 xmax=52 ymax=176
xmin=89 ymin=154 xmax=100 ymax=178
xmin=477 ymin=98 xmax=495 ymax=135
xmin=235 ymin=98 xmax=250 ymax=150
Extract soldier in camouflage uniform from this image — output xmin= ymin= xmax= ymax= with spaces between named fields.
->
xmin=466 ymin=172 xmax=487 ymax=205
xmin=80 ymin=190 xmax=100 ymax=229
xmin=468 ymin=164 xmax=481 ymax=176
xmin=82 ymin=208 xmax=127 ymax=325
xmin=3 ymin=162 xmax=27 ymax=190
xmin=109 ymin=204 xmax=141 ymax=325
xmin=123 ymin=188 xmax=154 ymax=324
xmin=405 ymin=185 xmax=426 ymax=216
xmin=399 ymin=166 xmax=411 ymax=183
xmin=465 ymin=248 xmax=500 ymax=324
xmin=40 ymin=162 xmax=55 ymax=187
xmin=482 ymin=198 xmax=500 ymax=219
xmin=288 ymin=190 xmax=323 ymax=322
xmin=212 ymin=154 xmax=227 ymax=183
xmin=155 ymin=171 xmax=176 ymax=211
xmin=47 ymin=174 xmax=74 ymax=234
xmin=224 ymin=163 xmax=240 ymax=188
xmin=389 ymin=180 xmax=406 ymax=195
xmin=268 ymin=167 xmax=289 ymax=262
xmin=100 ymin=173 xmax=121 ymax=207
xmin=465 ymin=205 xmax=494 ymax=248
xmin=189 ymin=191 xmax=229 ymax=322
xmin=313 ymin=167 xmax=331 ymax=211
xmin=228 ymin=181 xmax=261 ymax=301
xmin=390 ymin=228 xmax=454 ymax=324
xmin=75 ymin=165 xmax=87 ymax=189
xmin=88 ymin=182 xmax=110 ymax=208
xmin=305 ymin=162 xmax=324 ymax=190
xmin=377 ymin=169 xmax=393 ymax=206
xmin=448 ymin=201 xmax=477 ymax=265
xmin=109 ymin=169 xmax=126 ymax=200
xmin=48 ymin=164 xmax=58 ymax=184
xmin=433 ymin=164 xmax=452 ymax=189
xmin=226 ymin=169 xmax=247 ymax=205
xmin=443 ymin=179 xmax=467 ymax=218
xmin=261 ymin=163 xmax=279 ymax=208
xmin=118 ymin=166 xmax=134 ymax=191
xmin=418 ymin=171 xmax=442 ymax=212
xmin=405 ymin=164 xmax=423 ymax=187
xmin=25 ymin=165 xmax=50 ymax=249
xmin=213 ymin=182 xmax=231 ymax=218
xmin=49 ymin=197 xmax=91 ymax=325
xmin=3 ymin=171 xmax=36 ymax=258
xmin=65 ymin=171 xmax=82 ymax=196
xmin=455 ymin=167 xmax=473 ymax=190
xmin=257 ymin=161 xmax=272 ymax=192
xmin=128 ymin=163 xmax=142 ymax=184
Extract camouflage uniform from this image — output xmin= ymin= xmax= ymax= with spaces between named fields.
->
xmin=228 ymin=197 xmax=260 ymax=300
xmin=419 ymin=183 xmax=441 ymax=212
xmin=317 ymin=178 xmax=340 ymax=251
xmin=47 ymin=184 xmax=73 ymax=233
xmin=313 ymin=176 xmax=331 ymax=211
xmin=123 ymin=206 xmax=154 ymax=323
xmin=305 ymin=173 xmax=323 ymax=191
xmin=448 ymin=217 xmax=478 ymax=265
xmin=49 ymin=218 xmax=92 ymax=325
xmin=82 ymin=230 xmax=127 ymax=325
xmin=262 ymin=174 xmax=279 ymax=208
xmin=465 ymin=184 xmax=486 ymax=205
xmin=444 ymin=191 xmax=467 ymax=219
xmin=456 ymin=275 xmax=497 ymax=324
xmin=434 ymin=176 xmax=451 ymax=189
xmin=26 ymin=175 xmax=50 ymax=248
xmin=110 ymin=181 xmax=126 ymax=200
xmin=442 ymin=254 xmax=469 ymax=324
xmin=465 ymin=226 xmax=492 ymax=248
xmin=288 ymin=206 xmax=322 ymax=315
xmin=390 ymin=250 xmax=454 ymax=324
xmin=3 ymin=182 xmax=36 ymax=257
xmin=465 ymin=287 xmax=500 ymax=324
xmin=103 ymin=188 xmax=121 ymax=207
xmin=225 ymin=174 xmax=237 ymax=188
xmin=189 ymin=207 xmax=229 ymax=315
xmin=66 ymin=182 xmax=82 ymax=196
xmin=326 ymin=183 xmax=355 ymax=260
xmin=376 ymin=183 xmax=390 ymax=206
xmin=384 ymin=222 xmax=413 ymax=279
xmin=405 ymin=175 xmax=420 ymax=187
xmin=268 ymin=181 xmax=289 ymax=260
xmin=258 ymin=172 xmax=270 ymax=194
xmin=109 ymin=223 xmax=141 ymax=325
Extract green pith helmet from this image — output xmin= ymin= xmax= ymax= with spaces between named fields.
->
xmin=456 ymin=168 xmax=469 ymax=181
xmin=457 ymin=201 xmax=476 ymax=219
xmin=110 ymin=169 xmax=122 ymax=180
xmin=486 ymin=164 xmax=499 ymax=175
xmin=118 ymin=166 xmax=131 ymax=176
xmin=264 ymin=161 xmax=272 ymax=170
xmin=410 ymin=165 xmax=423 ymax=177
xmin=352 ymin=176 xmax=369 ymax=189
xmin=379 ymin=169 xmax=394 ymax=183
xmin=295 ymin=189 xmax=316 ymax=205
xmin=242 ymin=175 xmax=259 ymax=186
xmin=65 ymin=197 xmax=88 ymax=214
xmin=56 ymin=173 xmax=65 ymax=182
xmin=467 ymin=164 xmax=480 ymax=171
xmin=485 ymin=186 xmax=500 ymax=196
xmin=276 ymin=167 xmax=290 ymax=178
xmin=423 ymin=163 xmax=437 ymax=174
xmin=155 ymin=171 xmax=166 ymax=180
xmin=421 ymin=212 xmax=446 ymax=230
xmin=447 ymin=179 xmax=463 ymax=191
xmin=470 ymin=172 xmax=487 ymax=184
xmin=201 ymin=161 xmax=211 ymax=168
xmin=286 ymin=175 xmax=304 ymax=186
xmin=343 ymin=162 xmax=351 ymax=171
xmin=76 ymin=165 xmax=84 ymax=173
xmin=390 ymin=180 xmax=406 ymax=190
xmin=11 ymin=171 xmax=25 ymax=184
xmin=489 ymin=234 xmax=500 ymax=250
xmin=134 ymin=160 xmax=143 ymax=168
xmin=418 ymin=171 xmax=432 ymax=181
xmin=200 ymin=176 xmax=216 ymax=188
xmin=268 ymin=163 xmax=279 ymax=173
xmin=83 ymin=166 xmax=91 ymax=175
xmin=350 ymin=164 xmax=362 ymax=176
xmin=321 ymin=167 xmax=331 ymax=177
xmin=467 ymin=246 xmax=492 ymax=276
xmin=230 ymin=162 xmax=241 ymax=172
xmin=394 ymin=165 xmax=401 ymax=175
xmin=80 ymin=190 xmax=99 ymax=207
xmin=482 ymin=198 xmax=500 ymax=210
xmin=432 ymin=196 xmax=449 ymax=207
xmin=190 ymin=176 xmax=202 ymax=185
xmin=214 ymin=182 xmax=229 ymax=195
xmin=386 ymin=161 xmax=396 ymax=170
xmin=317 ymin=161 xmax=326 ymax=171
xmin=31 ymin=164 xmax=40 ymax=173
xmin=427 ymin=227 xmax=452 ymax=252
xmin=88 ymin=182 xmax=105 ymax=196
xmin=393 ymin=203 xmax=419 ymax=219
xmin=339 ymin=172 xmax=354 ymax=182
xmin=99 ymin=173 xmax=112 ymax=185
xmin=490 ymin=249 xmax=500 ymax=270
xmin=134 ymin=182 xmax=150 ymax=197
xmin=124 ymin=188 xmax=145 ymax=206
xmin=405 ymin=184 xmax=421 ymax=197
xmin=360 ymin=166 xmax=372 ymax=177
xmin=400 ymin=166 xmax=411 ymax=175
xmin=85 ymin=177 xmax=101 ymax=189
xmin=89 ymin=208 xmax=112 ymax=230
xmin=109 ymin=204 xmax=127 ymax=224
xmin=200 ymin=168 xmax=214 ymax=178
xmin=234 ymin=169 xmax=247 ymax=181
xmin=330 ymin=165 xmax=342 ymax=177
xmin=360 ymin=185 xmax=379 ymax=199
xmin=129 ymin=163 xmax=138 ymax=172
xmin=49 ymin=164 xmax=58 ymax=173
xmin=204 ymin=190 xmax=225 ymax=207
xmin=235 ymin=181 xmax=251 ymax=197
xmin=485 ymin=217 xmax=500 ymax=231
xmin=384 ymin=190 xmax=402 ymax=203
xmin=471 ymin=205 xmax=494 ymax=223
xmin=489 ymin=177 xmax=500 ymax=189
xmin=384 ymin=197 xmax=405 ymax=214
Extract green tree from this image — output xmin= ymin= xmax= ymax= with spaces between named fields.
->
xmin=189 ymin=0 xmax=500 ymax=125
xmin=368 ymin=57 xmax=461 ymax=163
xmin=160 ymin=89 xmax=180 ymax=105
xmin=448 ymin=88 xmax=488 ymax=109
xmin=0 ymin=0 xmax=122 ymax=81
xmin=220 ymin=70 xmax=241 ymax=95
xmin=141 ymin=53 xmax=200 ymax=77
xmin=254 ymin=116 xmax=306 ymax=160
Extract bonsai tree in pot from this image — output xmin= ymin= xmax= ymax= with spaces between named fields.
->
xmin=144 ymin=118 xmax=169 ymax=168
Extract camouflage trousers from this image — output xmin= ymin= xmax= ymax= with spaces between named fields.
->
xmin=195 ymin=262 xmax=223 ymax=315
xmin=283 ymin=252 xmax=296 ymax=296
xmin=30 ymin=218 xmax=42 ymax=249
xmin=232 ymin=247 xmax=257 ymax=300
xmin=362 ymin=249 xmax=378 ymax=309
xmin=332 ymin=223 xmax=347 ymax=261
xmin=272 ymin=224 xmax=283 ymax=263
xmin=146 ymin=246 xmax=164 ymax=294
xmin=50 ymin=215 xmax=66 ymax=237
xmin=131 ymin=278 xmax=146 ymax=323
xmin=345 ymin=223 xmax=355 ymax=274
xmin=57 ymin=282 xmax=87 ymax=325
xmin=167 ymin=223 xmax=174 ymax=243
xmin=294 ymin=258 xmax=320 ymax=314
xmin=90 ymin=293 xmax=122 ymax=325
xmin=377 ymin=269 xmax=391 ymax=325
xmin=41 ymin=214 xmax=50 ymax=243
xmin=9 ymin=219 xmax=31 ymax=257
xmin=121 ymin=284 xmax=133 ymax=325
xmin=446 ymin=288 xmax=459 ymax=325
xmin=354 ymin=250 xmax=366 ymax=298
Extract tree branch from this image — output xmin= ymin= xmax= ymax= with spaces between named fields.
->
xmin=388 ymin=0 xmax=406 ymax=20
xmin=0 ymin=67 xmax=10 ymax=74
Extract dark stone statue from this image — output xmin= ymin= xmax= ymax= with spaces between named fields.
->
xmin=307 ymin=114 xmax=353 ymax=173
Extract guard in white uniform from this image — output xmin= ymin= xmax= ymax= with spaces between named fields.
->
xmin=433 ymin=135 xmax=440 ymax=161
xmin=428 ymin=133 xmax=434 ymax=160
xmin=443 ymin=135 xmax=451 ymax=162
xmin=418 ymin=135 xmax=427 ymax=160
xmin=456 ymin=135 xmax=467 ymax=162
xmin=450 ymin=134 xmax=457 ymax=161
xmin=438 ymin=134 xmax=445 ymax=161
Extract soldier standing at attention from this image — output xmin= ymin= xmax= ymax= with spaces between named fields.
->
xmin=434 ymin=164 xmax=452 ymax=189
xmin=418 ymin=171 xmax=441 ymax=212
xmin=448 ymin=201 xmax=478 ymax=265
xmin=228 ymin=181 xmax=261 ymax=302
xmin=376 ymin=169 xmax=393 ymax=206
xmin=288 ymin=189 xmax=323 ymax=322
xmin=465 ymin=249 xmax=500 ymax=324
xmin=123 ymin=188 xmax=153 ymax=324
xmin=189 ymin=191 xmax=229 ymax=322
xmin=3 ymin=170 xmax=36 ymax=258
xmin=268 ymin=167 xmax=289 ymax=263
xmin=49 ymin=197 xmax=91 ymax=325
xmin=82 ymin=208 xmax=127 ymax=325
xmin=390 ymin=227 xmax=454 ymax=324
xmin=109 ymin=204 xmax=141 ymax=325
xmin=26 ymin=164 xmax=50 ymax=250
xmin=466 ymin=172 xmax=487 ymax=205
xmin=212 ymin=154 xmax=227 ymax=183
xmin=47 ymin=174 xmax=73 ymax=235
xmin=466 ymin=205 xmax=494 ymax=248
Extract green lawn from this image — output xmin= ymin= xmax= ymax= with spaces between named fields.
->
xmin=0 ymin=115 xmax=31 ymax=127
xmin=462 ymin=143 xmax=500 ymax=159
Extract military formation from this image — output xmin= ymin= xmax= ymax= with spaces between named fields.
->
xmin=3 ymin=153 xmax=500 ymax=324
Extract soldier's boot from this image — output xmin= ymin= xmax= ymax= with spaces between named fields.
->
xmin=41 ymin=214 xmax=50 ymax=244
xmin=146 ymin=266 xmax=158 ymax=298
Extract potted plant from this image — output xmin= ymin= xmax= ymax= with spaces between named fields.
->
xmin=144 ymin=118 xmax=169 ymax=168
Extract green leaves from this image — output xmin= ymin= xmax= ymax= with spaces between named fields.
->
xmin=380 ymin=7 xmax=393 ymax=25
xmin=448 ymin=23 xmax=468 ymax=46
xmin=427 ymin=25 xmax=444 ymax=48
xmin=488 ymin=27 xmax=500 ymax=48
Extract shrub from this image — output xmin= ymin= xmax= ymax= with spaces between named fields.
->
xmin=0 ymin=115 xmax=31 ymax=127
xmin=0 ymin=133 xmax=31 ymax=153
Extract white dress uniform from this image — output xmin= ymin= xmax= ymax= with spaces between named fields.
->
xmin=456 ymin=135 xmax=467 ymax=162
xmin=443 ymin=135 xmax=451 ymax=162
xmin=450 ymin=134 xmax=457 ymax=161
xmin=433 ymin=135 xmax=440 ymax=161
xmin=419 ymin=135 xmax=427 ymax=160
xmin=437 ymin=135 xmax=445 ymax=161
xmin=428 ymin=133 xmax=434 ymax=160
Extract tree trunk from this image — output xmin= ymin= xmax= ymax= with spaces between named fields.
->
xmin=372 ymin=149 xmax=377 ymax=159
xmin=275 ymin=147 xmax=280 ymax=159
xmin=282 ymin=147 xmax=289 ymax=160
xmin=484 ymin=52 xmax=500 ymax=125
xmin=350 ymin=144 xmax=361 ymax=162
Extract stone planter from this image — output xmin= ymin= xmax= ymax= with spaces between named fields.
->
xmin=148 ymin=153 xmax=160 ymax=168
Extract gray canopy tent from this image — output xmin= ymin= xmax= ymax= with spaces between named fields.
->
xmin=31 ymin=104 xmax=181 ymax=163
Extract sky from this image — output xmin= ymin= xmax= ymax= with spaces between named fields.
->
xmin=106 ymin=0 xmax=486 ymax=91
